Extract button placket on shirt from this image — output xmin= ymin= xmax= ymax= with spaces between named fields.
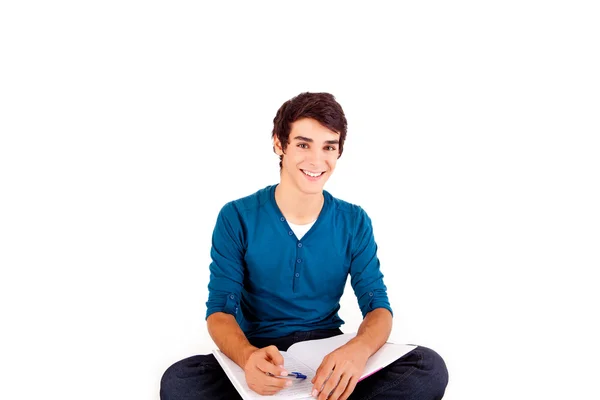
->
xmin=295 ymin=237 xmax=305 ymax=293
xmin=280 ymin=215 xmax=304 ymax=291
xmin=279 ymin=217 xmax=304 ymax=292
xmin=294 ymin=244 xmax=302 ymax=285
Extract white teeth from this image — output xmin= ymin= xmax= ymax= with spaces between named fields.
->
xmin=302 ymin=170 xmax=323 ymax=177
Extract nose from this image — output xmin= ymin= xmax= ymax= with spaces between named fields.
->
xmin=306 ymin=147 xmax=324 ymax=166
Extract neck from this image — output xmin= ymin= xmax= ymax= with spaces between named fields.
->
xmin=275 ymin=180 xmax=324 ymax=225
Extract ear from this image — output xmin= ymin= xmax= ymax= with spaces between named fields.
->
xmin=273 ymin=137 xmax=284 ymax=156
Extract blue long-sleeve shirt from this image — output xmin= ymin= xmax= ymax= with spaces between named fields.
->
xmin=205 ymin=184 xmax=392 ymax=338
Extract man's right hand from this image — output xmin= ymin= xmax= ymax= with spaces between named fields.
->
xmin=243 ymin=345 xmax=293 ymax=395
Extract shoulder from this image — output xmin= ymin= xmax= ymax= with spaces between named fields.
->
xmin=325 ymin=190 xmax=369 ymax=218
xmin=219 ymin=185 xmax=274 ymax=218
xmin=325 ymin=191 xmax=374 ymax=240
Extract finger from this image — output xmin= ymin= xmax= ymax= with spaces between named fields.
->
xmin=312 ymin=359 xmax=335 ymax=396
xmin=263 ymin=375 xmax=293 ymax=389
xmin=248 ymin=376 xmax=280 ymax=396
xmin=339 ymin=375 xmax=359 ymax=400
xmin=328 ymin=372 xmax=351 ymax=400
xmin=264 ymin=345 xmax=285 ymax=368
xmin=318 ymin=369 xmax=342 ymax=400
xmin=254 ymin=384 xmax=281 ymax=396
xmin=256 ymin=358 xmax=287 ymax=377
xmin=263 ymin=387 xmax=281 ymax=395
xmin=312 ymin=355 xmax=331 ymax=383
xmin=264 ymin=381 xmax=291 ymax=394
xmin=249 ymin=367 xmax=291 ymax=393
xmin=252 ymin=362 xmax=291 ymax=389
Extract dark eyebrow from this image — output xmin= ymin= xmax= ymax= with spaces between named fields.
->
xmin=293 ymin=136 xmax=314 ymax=142
xmin=293 ymin=136 xmax=339 ymax=145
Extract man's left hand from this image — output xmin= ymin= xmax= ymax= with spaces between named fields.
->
xmin=310 ymin=341 xmax=370 ymax=400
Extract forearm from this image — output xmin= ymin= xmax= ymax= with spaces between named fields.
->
xmin=348 ymin=308 xmax=393 ymax=357
xmin=207 ymin=312 xmax=259 ymax=368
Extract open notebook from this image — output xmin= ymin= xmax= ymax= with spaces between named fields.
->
xmin=212 ymin=333 xmax=417 ymax=400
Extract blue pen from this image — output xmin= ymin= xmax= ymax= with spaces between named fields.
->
xmin=285 ymin=372 xmax=307 ymax=379
xmin=269 ymin=371 xmax=307 ymax=379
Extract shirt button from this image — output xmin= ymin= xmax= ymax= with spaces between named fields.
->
xmin=295 ymin=273 xmax=300 ymax=278
xmin=288 ymin=231 xmax=293 ymax=235
xmin=234 ymin=307 xmax=238 ymax=314
xmin=229 ymin=294 xmax=235 ymax=299
xmin=280 ymin=217 xmax=285 ymax=221
xmin=297 ymin=243 xmax=302 ymax=248
xmin=369 ymin=292 xmax=374 ymax=297
xmin=297 ymin=258 xmax=302 ymax=263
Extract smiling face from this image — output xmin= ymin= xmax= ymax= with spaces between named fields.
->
xmin=273 ymin=117 xmax=340 ymax=195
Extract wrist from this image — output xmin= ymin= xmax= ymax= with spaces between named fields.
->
xmin=239 ymin=344 xmax=260 ymax=369
xmin=348 ymin=336 xmax=377 ymax=358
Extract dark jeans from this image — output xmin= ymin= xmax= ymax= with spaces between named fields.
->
xmin=160 ymin=329 xmax=449 ymax=400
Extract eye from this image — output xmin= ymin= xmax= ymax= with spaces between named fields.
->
xmin=325 ymin=146 xmax=337 ymax=151
xmin=297 ymin=143 xmax=309 ymax=149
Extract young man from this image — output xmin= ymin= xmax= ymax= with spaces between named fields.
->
xmin=161 ymin=92 xmax=449 ymax=400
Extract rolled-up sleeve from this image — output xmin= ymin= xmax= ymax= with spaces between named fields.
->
xmin=205 ymin=202 xmax=245 ymax=320
xmin=349 ymin=207 xmax=393 ymax=318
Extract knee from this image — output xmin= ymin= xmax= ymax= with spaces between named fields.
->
xmin=160 ymin=356 xmax=200 ymax=400
xmin=416 ymin=346 xmax=449 ymax=398
xmin=160 ymin=355 xmax=218 ymax=400
xmin=160 ymin=359 xmax=183 ymax=400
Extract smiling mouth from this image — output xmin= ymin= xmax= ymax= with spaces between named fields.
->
xmin=301 ymin=169 xmax=325 ymax=178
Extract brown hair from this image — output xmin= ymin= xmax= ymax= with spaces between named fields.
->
xmin=272 ymin=92 xmax=348 ymax=169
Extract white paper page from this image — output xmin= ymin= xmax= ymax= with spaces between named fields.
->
xmin=212 ymin=350 xmax=315 ymax=400
xmin=267 ymin=353 xmax=315 ymax=399
xmin=287 ymin=333 xmax=417 ymax=381
xmin=287 ymin=333 xmax=358 ymax=371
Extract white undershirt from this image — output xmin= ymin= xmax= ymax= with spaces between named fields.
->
xmin=287 ymin=220 xmax=316 ymax=240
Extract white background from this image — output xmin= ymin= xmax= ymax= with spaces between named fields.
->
xmin=1 ymin=1 xmax=599 ymax=399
